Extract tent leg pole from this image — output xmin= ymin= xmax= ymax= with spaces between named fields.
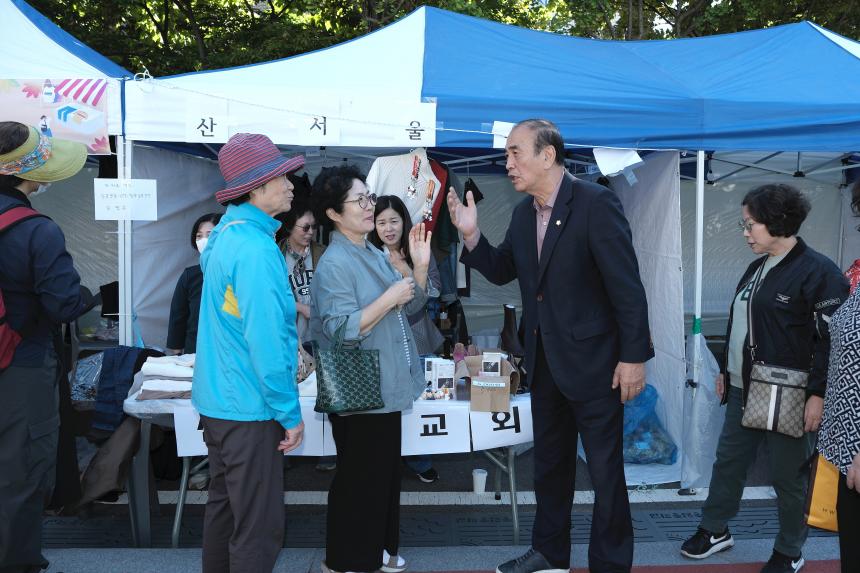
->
xmin=116 ymin=136 xmax=134 ymax=347
xmin=693 ymin=150 xmax=705 ymax=370
xmin=680 ymin=150 xmax=706 ymax=495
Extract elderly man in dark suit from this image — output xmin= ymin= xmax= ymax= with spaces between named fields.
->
xmin=447 ymin=119 xmax=653 ymax=573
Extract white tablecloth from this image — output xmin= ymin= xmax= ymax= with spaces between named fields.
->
xmin=123 ymin=375 xmax=534 ymax=457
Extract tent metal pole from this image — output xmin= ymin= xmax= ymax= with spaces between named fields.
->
xmin=692 ymin=151 xmax=705 ymax=387
xmin=116 ymin=135 xmax=134 ymax=347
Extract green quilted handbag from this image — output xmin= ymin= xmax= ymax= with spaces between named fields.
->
xmin=312 ymin=322 xmax=384 ymax=414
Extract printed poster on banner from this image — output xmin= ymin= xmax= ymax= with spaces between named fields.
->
xmin=401 ymin=400 xmax=471 ymax=456
xmin=0 ymin=79 xmax=110 ymax=154
xmin=469 ymin=397 xmax=533 ymax=451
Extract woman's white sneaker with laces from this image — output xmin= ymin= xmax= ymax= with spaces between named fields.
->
xmin=381 ymin=549 xmax=407 ymax=573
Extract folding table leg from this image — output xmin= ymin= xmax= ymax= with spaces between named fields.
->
xmin=172 ymin=456 xmax=192 ymax=548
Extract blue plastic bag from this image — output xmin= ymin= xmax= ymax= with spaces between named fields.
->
xmin=622 ymin=384 xmax=677 ymax=465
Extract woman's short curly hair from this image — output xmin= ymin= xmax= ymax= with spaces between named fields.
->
xmin=742 ymin=184 xmax=811 ymax=237
xmin=311 ymin=164 xmax=366 ymax=229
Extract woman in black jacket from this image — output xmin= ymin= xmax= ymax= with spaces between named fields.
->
xmin=166 ymin=212 xmax=222 ymax=354
xmin=680 ymin=184 xmax=848 ymax=573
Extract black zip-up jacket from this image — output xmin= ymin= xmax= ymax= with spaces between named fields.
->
xmin=0 ymin=186 xmax=93 ymax=367
xmin=721 ymin=237 xmax=848 ymax=405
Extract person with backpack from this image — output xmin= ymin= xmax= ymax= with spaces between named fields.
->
xmin=0 ymin=121 xmax=95 ymax=573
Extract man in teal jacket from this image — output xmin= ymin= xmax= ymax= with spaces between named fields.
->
xmin=193 ymin=133 xmax=305 ymax=573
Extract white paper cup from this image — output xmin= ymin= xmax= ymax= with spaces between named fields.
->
xmin=472 ymin=468 xmax=488 ymax=494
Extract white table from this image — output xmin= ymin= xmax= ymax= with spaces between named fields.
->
xmin=123 ymin=390 xmax=533 ymax=547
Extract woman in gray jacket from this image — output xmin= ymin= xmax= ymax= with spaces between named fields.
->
xmin=310 ymin=164 xmax=431 ymax=573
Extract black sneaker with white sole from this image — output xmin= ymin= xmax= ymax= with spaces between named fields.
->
xmin=416 ymin=467 xmax=438 ymax=483
xmin=761 ymin=550 xmax=804 ymax=573
xmin=680 ymin=527 xmax=735 ymax=559
xmin=496 ymin=548 xmax=568 ymax=573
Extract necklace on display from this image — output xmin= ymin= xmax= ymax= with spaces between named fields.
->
xmin=407 ymin=154 xmax=421 ymax=198
xmin=423 ymin=179 xmax=435 ymax=221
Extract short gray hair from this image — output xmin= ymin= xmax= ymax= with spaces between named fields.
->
xmin=514 ymin=119 xmax=565 ymax=166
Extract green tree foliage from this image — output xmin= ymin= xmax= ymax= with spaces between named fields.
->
xmin=26 ymin=0 xmax=860 ymax=77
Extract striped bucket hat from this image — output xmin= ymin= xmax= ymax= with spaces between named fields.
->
xmin=216 ymin=133 xmax=305 ymax=204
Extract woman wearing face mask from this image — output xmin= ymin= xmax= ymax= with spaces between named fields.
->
xmin=166 ymin=213 xmax=222 ymax=355
xmin=370 ymin=195 xmax=443 ymax=484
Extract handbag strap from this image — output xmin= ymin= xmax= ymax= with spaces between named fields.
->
xmin=746 ymin=258 xmax=768 ymax=362
xmin=332 ymin=320 xmax=349 ymax=351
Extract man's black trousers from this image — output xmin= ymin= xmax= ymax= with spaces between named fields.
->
xmin=530 ymin=337 xmax=633 ymax=573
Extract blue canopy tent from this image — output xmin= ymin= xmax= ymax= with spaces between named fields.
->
xmin=423 ymin=8 xmax=860 ymax=152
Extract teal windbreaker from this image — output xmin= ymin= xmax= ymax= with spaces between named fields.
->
xmin=192 ymin=202 xmax=301 ymax=430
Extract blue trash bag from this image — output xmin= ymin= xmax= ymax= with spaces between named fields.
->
xmin=622 ymin=384 xmax=678 ymax=465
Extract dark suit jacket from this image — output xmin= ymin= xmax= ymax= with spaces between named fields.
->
xmin=461 ymin=172 xmax=653 ymax=402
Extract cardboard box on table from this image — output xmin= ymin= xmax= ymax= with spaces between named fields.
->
xmin=454 ymin=354 xmax=520 ymax=413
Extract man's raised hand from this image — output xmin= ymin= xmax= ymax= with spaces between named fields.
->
xmin=446 ymin=187 xmax=478 ymax=243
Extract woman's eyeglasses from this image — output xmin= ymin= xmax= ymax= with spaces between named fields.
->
xmin=343 ymin=193 xmax=378 ymax=210
xmin=295 ymin=224 xmax=318 ymax=233
xmin=737 ymin=219 xmax=757 ymax=232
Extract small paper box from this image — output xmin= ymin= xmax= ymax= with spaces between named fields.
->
xmin=454 ymin=355 xmax=520 ymax=393
xmin=470 ymin=376 xmax=510 ymax=412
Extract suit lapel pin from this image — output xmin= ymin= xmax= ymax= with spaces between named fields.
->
xmin=555 ymin=220 xmax=561 ymax=226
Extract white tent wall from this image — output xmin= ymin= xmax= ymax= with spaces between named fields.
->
xmin=680 ymin=152 xmax=844 ymax=337
xmin=607 ymin=152 xmax=685 ymax=484
xmin=131 ymin=146 xmax=223 ymax=348
xmin=29 ymin=164 xmax=117 ymax=305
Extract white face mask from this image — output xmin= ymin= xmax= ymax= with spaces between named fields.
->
xmin=30 ymin=183 xmax=51 ymax=197
xmin=196 ymin=237 xmax=208 ymax=253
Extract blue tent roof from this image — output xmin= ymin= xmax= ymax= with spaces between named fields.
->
xmin=422 ymin=8 xmax=860 ymax=151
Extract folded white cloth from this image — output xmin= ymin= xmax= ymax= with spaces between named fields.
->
xmin=146 ymin=354 xmax=195 ymax=367
xmin=141 ymin=361 xmax=194 ymax=379
xmin=141 ymin=378 xmax=193 ymax=392
xmin=298 ymin=371 xmax=317 ymax=397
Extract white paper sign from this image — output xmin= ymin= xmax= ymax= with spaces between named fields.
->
xmin=469 ymin=397 xmax=533 ymax=451
xmin=492 ymin=121 xmax=515 ymax=149
xmin=593 ymin=147 xmax=643 ymax=177
xmin=174 ymin=407 xmax=208 ymax=457
xmin=401 ymin=400 xmax=471 ymax=455
xmin=185 ymin=96 xmax=229 ymax=143
xmin=94 ymin=178 xmax=157 ymax=221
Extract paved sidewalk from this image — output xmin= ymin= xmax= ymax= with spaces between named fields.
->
xmin=44 ymin=538 xmax=840 ymax=573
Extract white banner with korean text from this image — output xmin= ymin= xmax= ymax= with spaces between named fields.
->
xmin=469 ymin=396 xmax=534 ymax=451
xmin=400 ymin=400 xmax=471 ymax=456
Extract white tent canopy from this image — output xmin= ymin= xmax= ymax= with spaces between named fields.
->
xmin=1 ymin=0 xmax=127 ymax=134
xmin=123 ymin=10 xmax=434 ymax=148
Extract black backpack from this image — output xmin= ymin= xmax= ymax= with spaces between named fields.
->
xmin=0 ymin=205 xmax=46 ymax=370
